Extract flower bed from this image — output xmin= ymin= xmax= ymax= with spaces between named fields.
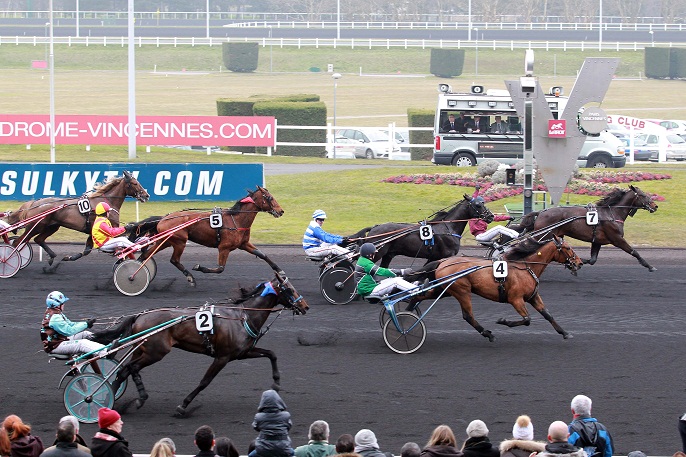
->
xmin=381 ymin=171 xmax=670 ymax=202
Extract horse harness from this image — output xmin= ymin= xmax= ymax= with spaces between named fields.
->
xmin=209 ymin=207 xmax=252 ymax=247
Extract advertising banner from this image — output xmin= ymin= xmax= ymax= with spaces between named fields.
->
xmin=0 ymin=163 xmax=264 ymax=201
xmin=0 ymin=115 xmax=276 ymax=147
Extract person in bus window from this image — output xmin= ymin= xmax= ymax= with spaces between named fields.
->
xmin=442 ymin=114 xmax=459 ymax=133
xmin=490 ymin=116 xmax=508 ymax=134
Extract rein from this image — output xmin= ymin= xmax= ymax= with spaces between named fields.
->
xmin=349 ymin=218 xmax=475 ymax=242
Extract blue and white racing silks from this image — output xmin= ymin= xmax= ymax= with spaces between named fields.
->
xmin=302 ymin=221 xmax=343 ymax=251
xmin=49 ymin=313 xmax=88 ymax=337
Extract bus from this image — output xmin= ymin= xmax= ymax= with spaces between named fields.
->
xmin=432 ymin=84 xmax=626 ymax=168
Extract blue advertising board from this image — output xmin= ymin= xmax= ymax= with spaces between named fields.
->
xmin=0 ymin=163 xmax=264 ymax=201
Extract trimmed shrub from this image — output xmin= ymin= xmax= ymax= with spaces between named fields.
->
xmin=645 ymin=47 xmax=671 ymax=79
xmin=222 ymin=42 xmax=259 ymax=73
xmin=407 ymin=108 xmax=434 ymax=161
xmin=430 ymin=48 xmax=465 ymax=78
xmin=670 ymin=48 xmax=686 ymax=79
xmin=216 ymin=98 xmax=266 ymax=153
xmin=253 ymin=101 xmax=327 ymax=157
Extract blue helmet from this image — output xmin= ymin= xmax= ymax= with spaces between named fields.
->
xmin=472 ymin=196 xmax=485 ymax=204
xmin=312 ymin=209 xmax=327 ymax=220
xmin=46 ymin=291 xmax=69 ymax=308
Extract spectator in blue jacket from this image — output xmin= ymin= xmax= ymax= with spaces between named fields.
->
xmin=567 ymin=395 xmax=614 ymax=457
xmin=302 ymin=209 xmax=350 ymax=259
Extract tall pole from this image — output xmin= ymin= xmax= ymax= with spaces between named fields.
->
xmin=474 ymin=28 xmax=478 ymax=76
xmin=268 ymin=26 xmax=273 ymax=73
xmin=127 ymin=0 xmax=136 ymax=159
xmin=598 ymin=0 xmax=602 ymax=50
xmin=206 ymin=0 xmax=210 ymax=39
xmin=467 ymin=0 xmax=472 ymax=41
xmin=75 ymin=0 xmax=79 ymax=37
xmin=48 ymin=2 xmax=55 ymax=163
xmin=332 ymin=73 xmax=341 ymax=159
xmin=336 ymin=0 xmax=340 ymax=40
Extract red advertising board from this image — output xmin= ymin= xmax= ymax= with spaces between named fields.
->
xmin=0 ymin=115 xmax=276 ymax=147
xmin=548 ymin=119 xmax=566 ymax=138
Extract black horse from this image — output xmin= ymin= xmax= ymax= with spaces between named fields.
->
xmin=349 ymin=194 xmax=494 ymax=268
xmin=91 ymin=272 xmax=308 ymax=416
xmin=513 ymin=185 xmax=658 ymax=271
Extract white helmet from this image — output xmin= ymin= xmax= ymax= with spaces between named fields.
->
xmin=312 ymin=209 xmax=327 ymax=220
xmin=46 ymin=291 xmax=69 ymax=308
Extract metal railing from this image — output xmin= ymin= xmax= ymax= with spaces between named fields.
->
xmin=1 ymin=35 xmax=680 ymax=50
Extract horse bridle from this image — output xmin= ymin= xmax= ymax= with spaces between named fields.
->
xmin=255 ymin=188 xmax=281 ymax=217
xmin=469 ymin=199 xmax=494 ymax=222
xmin=123 ymin=172 xmax=149 ymax=202
xmin=552 ymin=237 xmax=581 ymax=273
xmin=273 ymin=275 xmax=306 ymax=314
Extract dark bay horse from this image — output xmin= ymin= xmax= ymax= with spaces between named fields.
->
xmin=514 ymin=185 xmax=658 ymax=271
xmin=7 ymin=171 xmax=149 ymax=267
xmin=408 ymin=236 xmax=582 ymax=342
xmin=128 ymin=186 xmax=284 ymax=286
xmin=91 ymin=272 xmax=308 ymax=415
xmin=349 ymin=195 xmax=494 ymax=268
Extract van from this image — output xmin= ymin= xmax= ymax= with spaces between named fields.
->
xmin=432 ymin=85 xmax=626 ymax=168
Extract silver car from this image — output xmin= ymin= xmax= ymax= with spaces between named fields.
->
xmin=336 ymin=128 xmax=401 ymax=159
xmin=638 ymin=133 xmax=686 ymax=161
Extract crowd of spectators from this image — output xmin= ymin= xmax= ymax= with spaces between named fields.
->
xmin=2 ymin=394 xmax=685 ymax=457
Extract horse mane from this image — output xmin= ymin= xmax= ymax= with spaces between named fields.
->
xmin=503 ymin=237 xmax=547 ymax=261
xmin=91 ymin=176 xmax=124 ymax=196
xmin=428 ymin=198 xmax=467 ymax=222
xmin=595 ymin=187 xmax=627 ymax=206
xmin=234 ymin=282 xmax=267 ymax=303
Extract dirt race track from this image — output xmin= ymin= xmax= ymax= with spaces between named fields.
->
xmin=1 ymin=244 xmax=685 ymax=456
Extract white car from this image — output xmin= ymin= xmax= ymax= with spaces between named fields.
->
xmin=647 ymin=119 xmax=686 ymax=135
xmin=336 ymin=128 xmax=401 ymax=159
xmin=324 ymin=136 xmax=357 ymax=159
xmin=638 ymin=132 xmax=686 ymax=161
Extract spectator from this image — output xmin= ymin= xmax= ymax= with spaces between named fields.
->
xmin=251 ymin=390 xmax=294 ymax=457
xmin=247 ymin=442 xmax=256 ymax=456
xmin=442 ymin=114 xmax=459 ymax=133
xmin=400 ymin=443 xmax=421 ymax=457
xmin=499 ymin=415 xmax=545 ymax=457
xmin=193 ymin=426 xmax=215 ymax=457
xmin=335 ymin=435 xmax=354 ymax=454
xmin=490 ymin=116 xmax=508 ymax=134
xmin=420 ymin=425 xmax=461 ymax=457
xmin=680 ymin=412 xmax=686 ymax=453
xmin=457 ymin=113 xmax=472 ymax=133
xmin=353 ymin=430 xmax=391 ymax=457
xmin=568 ymin=395 xmax=614 ymax=457
xmin=532 ymin=421 xmax=583 ymax=457
xmin=40 ymin=420 xmax=89 ymax=457
xmin=214 ymin=438 xmax=238 ymax=457
xmin=461 ymin=420 xmax=499 ymax=457
xmin=44 ymin=417 xmax=89 ymax=455
xmin=627 ymin=451 xmax=646 ymax=457
xmin=90 ymin=408 xmax=132 ymax=457
xmin=302 ymin=210 xmax=350 ymax=259
xmin=294 ymin=421 xmax=335 ymax=457
xmin=150 ymin=439 xmax=176 ymax=457
xmin=1 ymin=415 xmax=44 ymax=457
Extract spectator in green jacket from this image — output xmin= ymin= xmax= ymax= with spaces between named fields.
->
xmin=294 ymin=421 xmax=336 ymax=457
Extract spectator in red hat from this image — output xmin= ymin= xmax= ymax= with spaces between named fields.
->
xmin=90 ymin=409 xmax=131 ymax=457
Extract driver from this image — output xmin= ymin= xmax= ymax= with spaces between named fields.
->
xmin=302 ymin=209 xmax=351 ymax=258
xmin=91 ymin=202 xmax=136 ymax=258
xmin=354 ymin=243 xmax=419 ymax=298
xmin=468 ymin=192 xmax=518 ymax=245
xmin=40 ymin=291 xmax=111 ymax=358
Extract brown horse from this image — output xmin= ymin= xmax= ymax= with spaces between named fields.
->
xmin=128 ymin=186 xmax=284 ymax=286
xmin=514 ymin=185 xmax=658 ymax=271
xmin=91 ymin=272 xmax=308 ymax=415
xmin=408 ymin=236 xmax=582 ymax=342
xmin=7 ymin=171 xmax=149 ymax=267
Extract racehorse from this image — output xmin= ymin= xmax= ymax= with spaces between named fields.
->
xmin=126 ymin=186 xmax=284 ymax=286
xmin=91 ymin=272 xmax=308 ymax=415
xmin=407 ymin=236 xmax=582 ymax=342
xmin=349 ymin=195 xmax=494 ymax=268
xmin=513 ymin=185 xmax=658 ymax=271
xmin=6 ymin=171 xmax=149 ymax=268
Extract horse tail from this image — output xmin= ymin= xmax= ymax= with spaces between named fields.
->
xmin=348 ymin=227 xmax=372 ymax=244
xmin=512 ymin=211 xmax=539 ymax=234
xmin=90 ymin=315 xmax=137 ymax=344
xmin=125 ymin=216 xmax=162 ymax=241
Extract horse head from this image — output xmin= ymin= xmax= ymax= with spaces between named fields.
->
xmin=123 ymin=171 xmax=150 ymax=203
xmin=252 ymin=186 xmax=284 ymax=218
xmin=629 ymin=185 xmax=658 ymax=214
xmin=273 ymin=272 xmax=308 ymax=315
xmin=551 ymin=235 xmax=583 ymax=275
xmin=463 ymin=194 xmax=494 ymax=223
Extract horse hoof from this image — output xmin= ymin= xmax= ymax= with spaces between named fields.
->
xmin=175 ymin=405 xmax=186 ymax=416
xmin=48 ymin=257 xmax=54 ymax=266
xmin=135 ymin=399 xmax=145 ymax=409
xmin=563 ymin=333 xmax=573 ymax=339
xmin=481 ymin=330 xmax=495 ymax=342
xmin=649 ymin=266 xmax=657 ymax=272
xmin=192 ymin=264 xmax=200 ymax=271
xmin=496 ymin=318 xmax=507 ymax=326
xmin=271 ymin=383 xmax=281 ymax=392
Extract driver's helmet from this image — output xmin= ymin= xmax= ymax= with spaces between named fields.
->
xmin=95 ymin=202 xmax=111 ymax=215
xmin=472 ymin=196 xmax=486 ymax=204
xmin=360 ymin=243 xmax=376 ymax=260
xmin=46 ymin=291 xmax=69 ymax=308
xmin=312 ymin=209 xmax=327 ymax=220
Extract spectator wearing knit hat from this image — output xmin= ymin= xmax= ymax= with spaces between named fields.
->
xmin=90 ymin=409 xmax=132 ymax=457
xmin=460 ymin=421 xmax=499 ymax=457
xmin=353 ymin=430 xmax=392 ymax=457
xmin=499 ymin=415 xmax=545 ymax=457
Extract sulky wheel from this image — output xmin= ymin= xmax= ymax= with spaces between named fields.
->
xmin=143 ymin=257 xmax=157 ymax=281
xmin=63 ymin=373 xmax=114 ymax=423
xmin=113 ymin=259 xmax=151 ymax=296
xmin=0 ymin=244 xmax=22 ymax=279
xmin=82 ymin=358 xmax=127 ymax=400
xmin=7 ymin=238 xmax=33 ymax=269
xmin=382 ymin=311 xmax=427 ymax=355
xmin=379 ymin=302 xmax=422 ymax=329
xmin=319 ymin=266 xmax=357 ymax=305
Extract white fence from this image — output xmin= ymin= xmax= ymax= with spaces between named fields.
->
xmin=2 ymin=35 xmax=683 ymax=50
